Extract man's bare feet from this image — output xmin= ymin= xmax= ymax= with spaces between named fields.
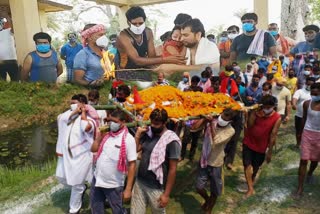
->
xmin=244 ymin=189 xmax=255 ymax=199
xmin=201 ymin=200 xmax=208 ymax=211
xmin=291 ymin=191 xmax=303 ymax=200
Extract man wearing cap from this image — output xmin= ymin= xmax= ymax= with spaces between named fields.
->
xmin=73 ymin=24 xmax=113 ymax=86
xmin=272 ymin=77 xmax=292 ymax=123
xmin=291 ymin=25 xmax=320 ymax=56
xmin=0 ymin=15 xmax=19 ymax=81
xmin=60 ymin=33 xmax=83 ymax=83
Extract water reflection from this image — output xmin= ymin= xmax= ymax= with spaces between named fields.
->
xmin=0 ymin=122 xmax=57 ymax=168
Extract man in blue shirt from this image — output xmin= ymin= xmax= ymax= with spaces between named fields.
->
xmin=60 ymin=33 xmax=83 ymax=83
xmin=245 ymin=74 xmax=262 ymax=106
xmin=290 ymin=25 xmax=319 ymax=56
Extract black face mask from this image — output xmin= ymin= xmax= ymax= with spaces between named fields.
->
xmin=151 ymin=126 xmax=164 ymax=135
xmin=251 ymin=82 xmax=259 ymax=87
xmin=116 ymin=97 xmax=126 ymax=103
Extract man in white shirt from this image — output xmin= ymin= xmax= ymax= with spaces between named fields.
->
xmin=55 ymin=94 xmax=97 ymax=214
xmin=292 ymin=77 xmax=316 ymax=146
xmin=90 ymin=110 xmax=137 ymax=213
xmin=272 ymin=77 xmax=292 ymax=123
xmin=154 ymin=18 xmax=220 ymax=76
xmin=0 ymin=16 xmax=19 ymax=81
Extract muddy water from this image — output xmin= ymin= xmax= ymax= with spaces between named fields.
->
xmin=0 ymin=123 xmax=57 ymax=168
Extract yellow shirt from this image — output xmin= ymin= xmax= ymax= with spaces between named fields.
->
xmin=286 ymin=77 xmax=297 ymax=95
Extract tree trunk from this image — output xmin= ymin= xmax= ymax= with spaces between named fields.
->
xmin=281 ymin=0 xmax=309 ymax=41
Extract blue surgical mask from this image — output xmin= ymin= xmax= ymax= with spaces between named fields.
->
xmin=311 ymin=95 xmax=320 ymax=102
xmin=183 ymin=77 xmax=188 ymax=83
xmin=242 ymin=23 xmax=255 ymax=32
xmin=269 ymin=30 xmax=278 ymax=36
xmin=219 ymin=37 xmax=228 ymax=42
xmin=36 ymin=44 xmax=51 ymax=53
xmin=69 ymin=38 xmax=76 ymax=43
xmin=201 ymin=77 xmax=207 ymax=83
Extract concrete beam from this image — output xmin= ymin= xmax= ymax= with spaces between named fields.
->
xmin=9 ymin=0 xmax=41 ymax=65
xmin=254 ymin=0 xmax=268 ymax=30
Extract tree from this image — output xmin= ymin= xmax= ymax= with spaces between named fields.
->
xmin=308 ymin=0 xmax=320 ymax=24
xmin=281 ymin=0 xmax=309 ymax=40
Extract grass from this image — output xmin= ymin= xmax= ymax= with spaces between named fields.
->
xmin=30 ymin=117 xmax=320 ymax=214
xmin=0 ymin=159 xmax=57 ymax=202
xmin=0 ymin=81 xmax=112 ymax=132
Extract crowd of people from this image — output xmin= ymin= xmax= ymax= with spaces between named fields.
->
xmin=1 ymin=5 xmax=320 ymax=214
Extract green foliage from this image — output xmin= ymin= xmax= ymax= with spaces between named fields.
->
xmin=308 ymin=0 xmax=320 ymax=23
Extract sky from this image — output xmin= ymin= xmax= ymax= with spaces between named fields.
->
xmin=147 ymin=0 xmax=281 ymax=37
xmin=53 ymin=0 xmax=281 ymax=39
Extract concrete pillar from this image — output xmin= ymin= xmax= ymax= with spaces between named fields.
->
xmin=254 ymin=0 xmax=268 ymax=30
xmin=9 ymin=0 xmax=41 ymax=65
xmin=117 ymin=5 xmax=130 ymax=30
xmin=39 ymin=10 xmax=49 ymax=32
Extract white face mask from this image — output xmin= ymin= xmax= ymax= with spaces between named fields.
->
xmin=96 ymin=35 xmax=109 ymax=48
xmin=262 ymin=90 xmax=271 ymax=95
xmin=130 ymin=23 xmax=146 ymax=35
xmin=70 ymin=103 xmax=78 ymax=111
xmin=88 ymin=101 xmax=97 ymax=105
xmin=228 ymin=33 xmax=238 ymax=40
xmin=110 ymin=121 xmax=121 ymax=132
xmin=263 ymin=107 xmax=274 ymax=115
xmin=217 ymin=115 xmax=230 ymax=127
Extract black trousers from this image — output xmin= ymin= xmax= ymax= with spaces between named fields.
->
xmin=181 ymin=127 xmax=201 ymax=160
xmin=0 ymin=60 xmax=19 ymax=81
xmin=224 ymin=113 xmax=243 ymax=165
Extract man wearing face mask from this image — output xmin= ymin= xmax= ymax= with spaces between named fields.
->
xmin=311 ymin=66 xmax=320 ymax=82
xmin=88 ymin=89 xmax=107 ymax=126
xmin=285 ymin=69 xmax=298 ymax=95
xmin=177 ymin=72 xmax=190 ymax=91
xmin=230 ymin=13 xmax=277 ymax=63
xmin=90 ymin=110 xmax=137 ymax=214
xmin=0 ymin=16 xmax=19 ymax=82
xmin=117 ymin=6 xmax=185 ymax=82
xmin=73 ymin=24 xmax=113 ymax=87
xmin=257 ymin=56 xmax=270 ymax=72
xmin=297 ymin=65 xmax=312 ymax=89
xmin=60 ymin=33 xmax=83 ymax=83
xmin=131 ymin=108 xmax=181 ymax=213
xmin=219 ymin=25 xmax=239 ymax=67
xmin=243 ymin=95 xmax=281 ymax=198
xmin=272 ymin=77 xmax=292 ymax=123
xmin=198 ymin=69 xmax=211 ymax=91
xmin=195 ymin=108 xmax=236 ymax=213
xmin=291 ymin=25 xmax=320 ymax=56
xmin=244 ymin=74 xmax=262 ymax=106
xmin=268 ymin=23 xmax=296 ymax=56
xmin=55 ymin=94 xmax=97 ymax=214
xmin=294 ymin=82 xmax=320 ymax=198
xmin=22 ymin=32 xmax=63 ymax=83
xmin=292 ymin=77 xmax=316 ymax=147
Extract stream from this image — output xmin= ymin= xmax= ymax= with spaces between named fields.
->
xmin=0 ymin=122 xmax=57 ymax=168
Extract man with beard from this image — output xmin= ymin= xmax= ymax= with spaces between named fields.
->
xmin=22 ymin=32 xmax=63 ymax=83
xmin=117 ymin=6 xmax=185 ymax=86
xmin=131 ymin=108 xmax=181 ymax=213
xmin=154 ymin=18 xmax=220 ymax=76
xmin=291 ymin=25 xmax=320 ymax=56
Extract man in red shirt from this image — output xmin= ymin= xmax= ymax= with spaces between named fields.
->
xmin=242 ymin=95 xmax=281 ymax=198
